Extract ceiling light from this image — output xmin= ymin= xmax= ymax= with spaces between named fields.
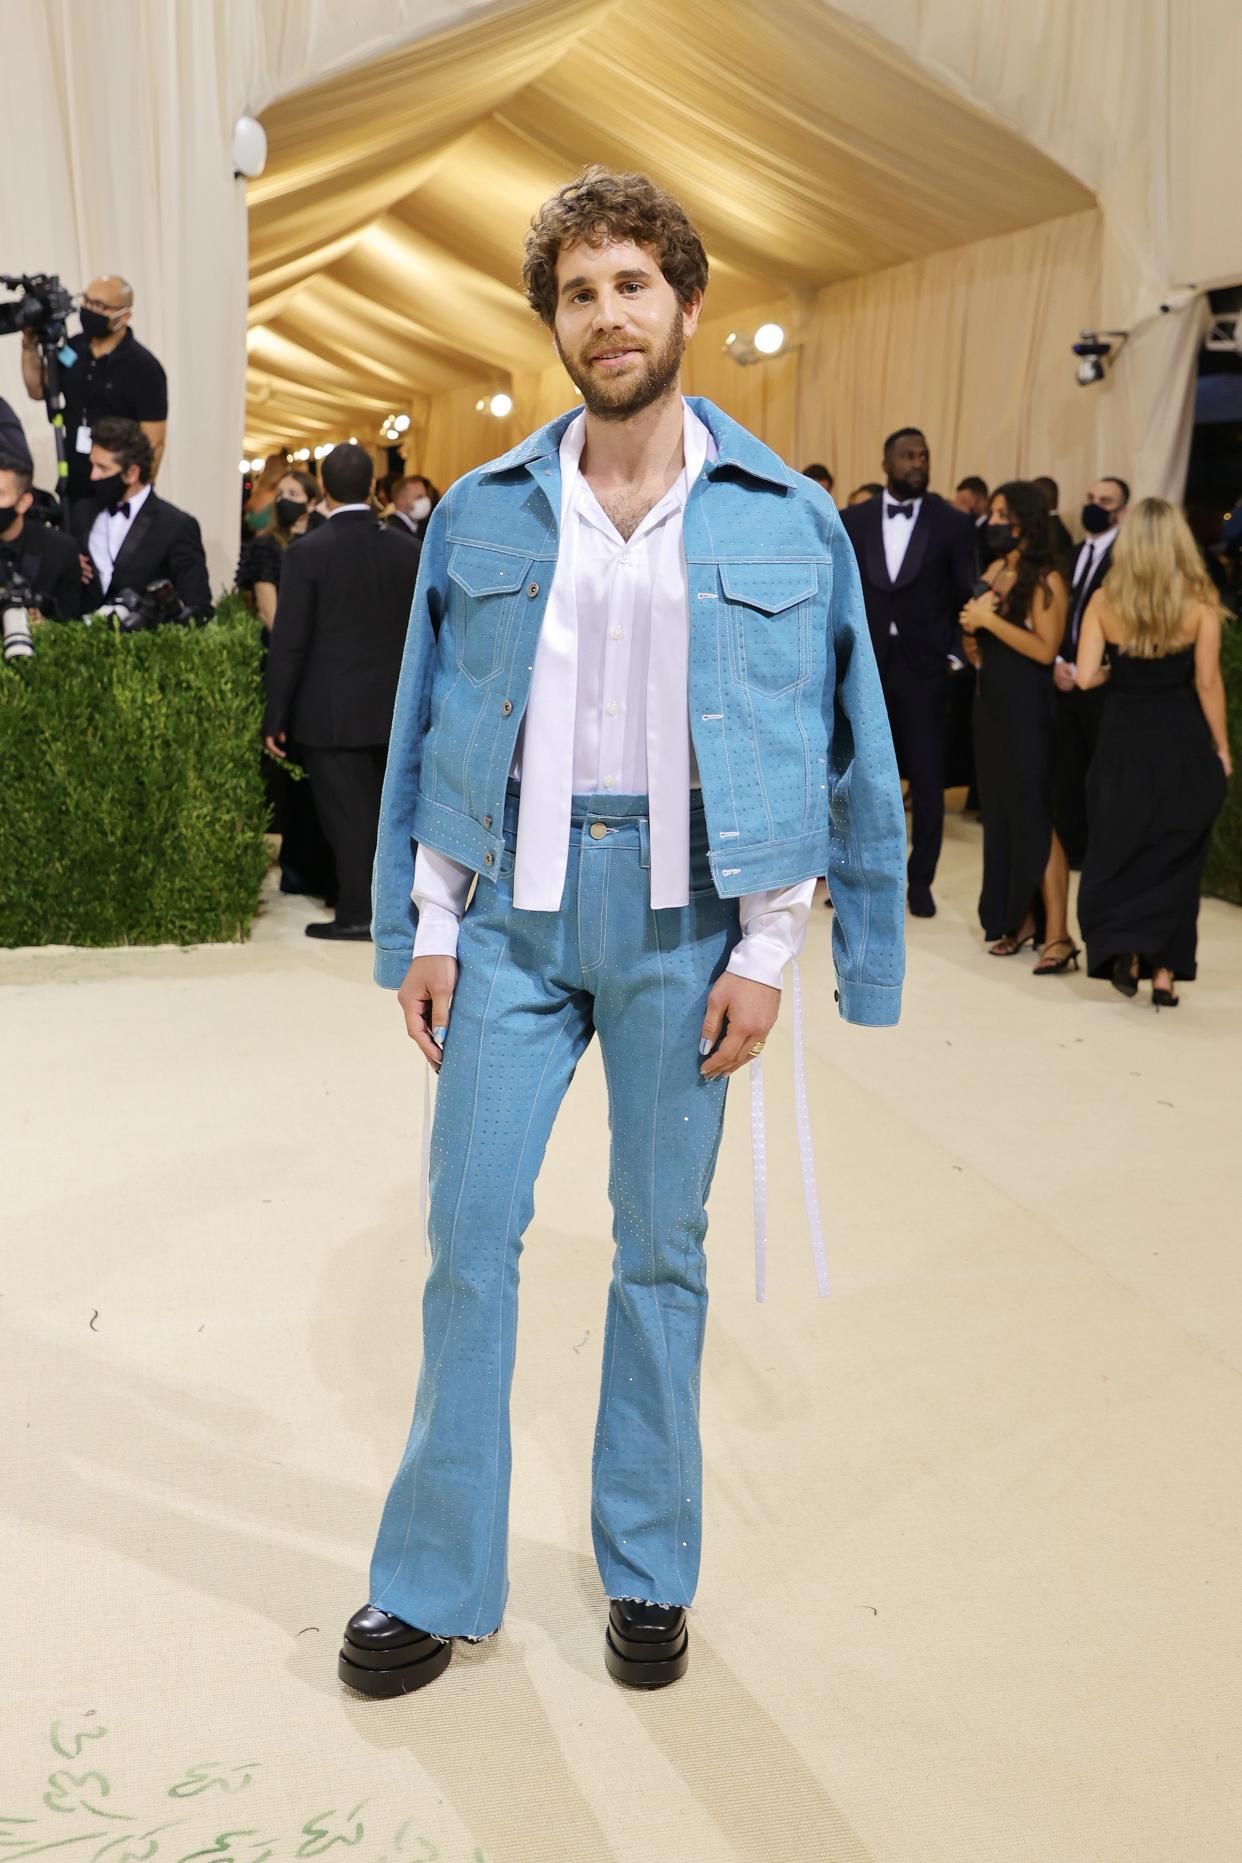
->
xmin=754 ymin=323 xmax=785 ymax=355
xmin=348 ymin=436 xmax=357 ymax=445
xmin=294 ymin=447 xmax=310 ymax=460
xmin=249 ymin=457 xmax=265 ymax=471
xmin=394 ymin=414 xmax=410 ymax=432
xmin=489 ymin=393 xmax=513 ymax=418
xmin=238 ymin=459 xmax=250 ymax=473
xmin=475 ymin=399 xmax=486 ymax=412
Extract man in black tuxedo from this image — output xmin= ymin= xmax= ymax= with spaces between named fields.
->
xmin=0 ymin=453 xmax=82 ymax=619
xmin=72 ymin=417 xmax=211 ymax=617
xmin=840 ymin=427 xmax=976 ymax=915
xmin=953 ymin=475 xmax=990 ymax=577
xmin=263 ymin=443 xmax=422 ymax=941
xmin=386 ymin=474 xmax=438 ymax=545
xmin=1051 ymin=474 xmax=1130 ymax=866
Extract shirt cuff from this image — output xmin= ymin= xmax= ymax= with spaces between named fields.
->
xmin=727 ymin=878 xmax=818 ymax=990
xmin=412 ymin=900 xmax=463 ymax=962
xmin=727 ymin=933 xmax=794 ymax=990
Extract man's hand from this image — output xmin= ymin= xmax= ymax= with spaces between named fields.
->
xmin=398 ymin=956 xmax=459 ymax=1071
xmin=79 ymin=553 xmax=94 ymax=585
xmin=699 ymin=972 xmax=780 ymax=1080
xmin=1052 ymin=658 xmax=1076 ymax=693
xmin=263 ymin=730 xmax=287 ymax=760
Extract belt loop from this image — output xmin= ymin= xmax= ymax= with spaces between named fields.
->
xmin=638 ymin=816 xmax=650 ymax=869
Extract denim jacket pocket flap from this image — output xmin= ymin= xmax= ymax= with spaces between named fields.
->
xmin=447 ymin=544 xmax=528 ymax=598
xmin=719 ymin=562 xmax=817 ymax=614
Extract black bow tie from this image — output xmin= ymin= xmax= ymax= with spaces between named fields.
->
xmin=887 ymin=501 xmax=914 ymax=520
xmin=117 ymin=501 xmax=131 ymax=519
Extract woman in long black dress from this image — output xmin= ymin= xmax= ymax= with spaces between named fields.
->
xmin=1075 ymin=498 xmax=1231 ymax=1006
xmin=959 ymin=481 xmax=1071 ymax=967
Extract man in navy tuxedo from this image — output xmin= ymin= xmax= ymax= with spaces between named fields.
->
xmin=840 ymin=428 xmax=977 ymax=916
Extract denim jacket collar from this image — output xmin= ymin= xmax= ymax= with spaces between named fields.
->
xmin=475 ymin=395 xmax=800 ymax=493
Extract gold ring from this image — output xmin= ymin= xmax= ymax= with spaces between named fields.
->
xmin=749 ymin=1041 xmax=765 ymax=1057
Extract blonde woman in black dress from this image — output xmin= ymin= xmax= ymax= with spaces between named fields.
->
xmin=1075 ymin=498 xmax=1231 ymax=1006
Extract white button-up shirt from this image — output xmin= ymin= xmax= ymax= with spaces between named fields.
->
xmin=881 ymin=492 xmax=922 ymax=584
xmin=411 ymin=401 xmax=814 ymax=990
xmin=88 ymin=481 xmax=151 ymax=593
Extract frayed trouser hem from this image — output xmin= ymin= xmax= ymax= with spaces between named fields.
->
xmin=433 ymin=1621 xmax=502 ymax=1645
xmin=609 ymin=1594 xmax=694 ymax=1614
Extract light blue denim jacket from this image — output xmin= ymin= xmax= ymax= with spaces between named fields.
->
xmin=372 ymin=396 xmax=906 ymax=1025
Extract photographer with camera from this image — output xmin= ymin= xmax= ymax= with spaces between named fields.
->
xmin=0 ymin=451 xmax=82 ymax=620
xmin=72 ymin=417 xmax=210 ymax=618
xmin=21 ymin=274 xmax=167 ymax=502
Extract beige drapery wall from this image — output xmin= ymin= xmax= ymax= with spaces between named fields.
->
xmin=414 ymin=212 xmax=1104 ymax=507
xmin=2 ymin=0 xmax=1235 ymax=590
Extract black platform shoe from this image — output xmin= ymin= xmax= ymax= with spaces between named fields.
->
xmin=338 ymin=1605 xmax=452 ymax=1697
xmin=604 ymin=1599 xmax=690 ymax=1689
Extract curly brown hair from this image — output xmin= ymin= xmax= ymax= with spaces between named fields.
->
xmin=522 ymin=166 xmax=709 ymax=328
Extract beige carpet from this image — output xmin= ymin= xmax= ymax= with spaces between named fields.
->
xmin=4 ymin=804 xmax=1240 ymax=1863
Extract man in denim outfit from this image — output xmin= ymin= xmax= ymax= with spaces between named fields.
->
xmin=339 ymin=169 xmax=907 ymax=1698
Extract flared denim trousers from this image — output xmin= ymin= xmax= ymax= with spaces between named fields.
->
xmin=368 ymin=783 xmax=739 ymax=1640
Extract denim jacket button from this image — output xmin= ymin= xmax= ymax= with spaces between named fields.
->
xmin=484 ymin=851 xmax=494 ymax=864
xmin=527 ymin=582 xmax=539 ymax=598
xmin=501 ymin=699 xmax=513 ymax=715
xmin=482 ymin=815 xmax=492 ymax=829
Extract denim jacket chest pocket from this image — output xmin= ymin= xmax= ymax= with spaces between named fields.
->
xmin=447 ymin=543 xmax=531 ymax=684
xmin=720 ymin=561 xmax=818 ymax=698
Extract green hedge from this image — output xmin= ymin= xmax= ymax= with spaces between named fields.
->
xmin=1204 ymin=617 xmax=1242 ymax=906
xmin=1 ymin=592 xmax=1238 ymax=948
xmin=0 ymin=596 xmax=270 ymax=947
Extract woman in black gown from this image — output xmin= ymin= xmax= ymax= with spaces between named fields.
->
xmin=959 ymin=482 xmax=1070 ymax=966
xmin=1075 ymin=498 xmax=1231 ymax=1006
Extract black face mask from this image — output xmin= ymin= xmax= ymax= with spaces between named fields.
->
xmin=80 ymin=307 xmax=118 ymax=341
xmin=1081 ymin=501 xmax=1114 ymax=535
xmin=0 ymin=503 xmax=20 ymax=534
xmin=92 ymin=472 xmax=127 ymax=510
xmin=274 ymin=498 xmax=308 ymax=529
xmin=985 ymin=523 xmax=1018 ymax=557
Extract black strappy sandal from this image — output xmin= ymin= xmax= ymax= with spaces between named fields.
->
xmin=989 ymin=930 xmax=1036 ymax=957
xmin=1034 ymin=938 xmax=1081 ymax=975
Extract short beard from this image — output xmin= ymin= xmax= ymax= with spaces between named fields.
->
xmin=557 ymin=310 xmax=686 ymax=423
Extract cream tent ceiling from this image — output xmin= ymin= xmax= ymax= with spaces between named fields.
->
xmin=244 ymin=0 xmax=1094 ymax=451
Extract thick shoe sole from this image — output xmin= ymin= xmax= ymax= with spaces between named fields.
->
xmin=604 ymin=1618 xmax=690 ymax=1689
xmin=338 ymin=1626 xmax=452 ymax=1698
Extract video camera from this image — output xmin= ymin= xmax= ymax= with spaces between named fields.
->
xmin=0 ymin=273 xmax=75 ymax=348
xmin=98 ymin=579 xmax=201 ymax=633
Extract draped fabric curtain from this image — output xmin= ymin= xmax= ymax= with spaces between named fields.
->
xmin=2 ymin=0 xmax=1233 ymax=593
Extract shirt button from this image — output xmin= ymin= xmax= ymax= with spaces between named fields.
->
xmin=501 ymin=699 xmax=512 ymax=715
xmin=603 ymin=775 xmax=617 ymax=789
xmin=527 ymin=582 xmax=539 ymax=598
xmin=611 ymin=627 xmax=623 ymax=641
xmin=606 ymin=700 xmax=618 ymax=716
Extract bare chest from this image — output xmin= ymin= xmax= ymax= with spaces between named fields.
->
xmin=587 ymin=476 xmax=677 ymax=543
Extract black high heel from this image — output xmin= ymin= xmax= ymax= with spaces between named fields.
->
xmin=1152 ymin=985 xmax=1179 ymax=1008
xmin=989 ymin=929 xmax=1036 ymax=957
xmin=1034 ymin=938 xmax=1080 ymax=975
xmin=1110 ymin=953 xmax=1140 ymax=998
